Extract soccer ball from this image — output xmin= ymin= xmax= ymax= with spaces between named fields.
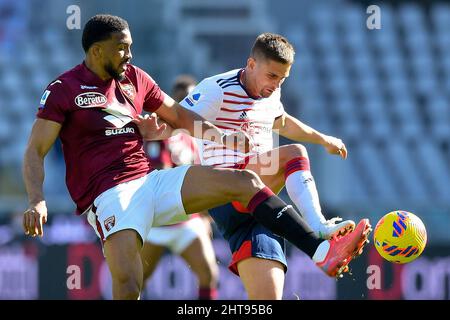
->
xmin=373 ymin=210 xmax=427 ymax=264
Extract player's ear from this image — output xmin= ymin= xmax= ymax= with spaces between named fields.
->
xmin=90 ymin=43 xmax=103 ymax=59
xmin=247 ymin=57 xmax=256 ymax=70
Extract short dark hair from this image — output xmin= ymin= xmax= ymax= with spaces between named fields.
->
xmin=82 ymin=14 xmax=129 ymax=52
xmin=172 ymin=75 xmax=197 ymax=93
xmin=251 ymin=33 xmax=295 ymax=65
xmin=171 ymin=75 xmax=197 ymax=102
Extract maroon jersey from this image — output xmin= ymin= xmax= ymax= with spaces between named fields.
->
xmin=37 ymin=62 xmax=165 ymax=214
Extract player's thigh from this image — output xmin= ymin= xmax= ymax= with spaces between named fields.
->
xmin=87 ymin=174 xmax=160 ymax=246
xmin=141 ymin=242 xmax=165 ymax=280
xmin=181 ymin=166 xmax=263 ymax=214
xmin=104 ymin=229 xmax=143 ymax=282
xmin=238 ymin=257 xmax=285 ymax=300
xmin=151 ymin=166 xmax=192 ymax=226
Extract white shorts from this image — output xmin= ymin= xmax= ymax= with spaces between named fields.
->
xmin=146 ymin=216 xmax=207 ymax=254
xmin=86 ymin=165 xmax=190 ymax=244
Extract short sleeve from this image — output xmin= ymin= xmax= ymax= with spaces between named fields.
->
xmin=136 ymin=68 xmax=165 ymax=112
xmin=36 ymin=81 xmax=69 ymax=124
xmin=179 ymin=78 xmax=223 ymax=120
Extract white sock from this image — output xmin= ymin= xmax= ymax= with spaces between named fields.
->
xmin=312 ymin=240 xmax=330 ymax=263
xmin=285 ymin=170 xmax=327 ymax=230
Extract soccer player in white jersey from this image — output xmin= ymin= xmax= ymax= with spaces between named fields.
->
xmin=173 ymin=33 xmax=358 ymax=299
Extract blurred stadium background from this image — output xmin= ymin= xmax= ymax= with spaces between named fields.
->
xmin=0 ymin=0 xmax=449 ymax=299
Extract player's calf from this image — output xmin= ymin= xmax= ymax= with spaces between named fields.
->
xmin=282 ymin=148 xmax=356 ymax=239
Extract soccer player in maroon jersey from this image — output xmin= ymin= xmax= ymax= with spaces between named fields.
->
xmin=23 ymin=14 xmax=370 ymax=299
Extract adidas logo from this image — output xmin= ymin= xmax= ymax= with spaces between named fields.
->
xmin=239 ymin=111 xmax=249 ymax=120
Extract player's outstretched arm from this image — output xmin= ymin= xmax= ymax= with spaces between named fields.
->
xmin=273 ymin=112 xmax=347 ymax=159
xmin=156 ymin=94 xmax=221 ymax=140
xmin=154 ymin=94 xmax=252 ymax=153
xmin=22 ymin=119 xmax=61 ymax=237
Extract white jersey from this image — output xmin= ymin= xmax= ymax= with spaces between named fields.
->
xmin=180 ymin=69 xmax=284 ymax=167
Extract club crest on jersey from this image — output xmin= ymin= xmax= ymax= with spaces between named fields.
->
xmin=104 ymin=215 xmax=116 ymax=232
xmin=75 ymin=92 xmax=107 ymax=108
xmin=119 ymin=83 xmax=136 ymax=101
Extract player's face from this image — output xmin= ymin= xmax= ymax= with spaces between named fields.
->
xmin=248 ymin=57 xmax=291 ymax=98
xmin=101 ymin=29 xmax=133 ymax=80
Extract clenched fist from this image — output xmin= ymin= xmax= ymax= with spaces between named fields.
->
xmin=321 ymin=135 xmax=348 ymax=159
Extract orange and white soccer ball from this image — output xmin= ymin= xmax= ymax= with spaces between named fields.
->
xmin=373 ymin=210 xmax=427 ymax=264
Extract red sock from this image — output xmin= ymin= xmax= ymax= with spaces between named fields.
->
xmin=285 ymin=156 xmax=310 ymax=179
xmin=232 ymin=187 xmax=275 ymax=214
xmin=246 ymin=187 xmax=275 ymax=212
xmin=198 ymin=287 xmax=218 ymax=300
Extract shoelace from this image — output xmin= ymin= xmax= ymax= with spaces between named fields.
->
xmin=323 ymin=217 xmax=343 ymax=226
xmin=322 ymin=217 xmax=345 ymax=240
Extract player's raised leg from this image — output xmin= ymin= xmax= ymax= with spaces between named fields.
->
xmin=181 ymin=166 xmax=265 ymax=214
xmin=180 ymin=165 xmax=371 ymax=277
xmin=244 ymin=144 xmax=355 ymax=239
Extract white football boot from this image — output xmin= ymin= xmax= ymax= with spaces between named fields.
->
xmin=315 ymin=217 xmax=356 ymax=240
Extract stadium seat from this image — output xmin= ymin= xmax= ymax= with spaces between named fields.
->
xmin=415 ymin=140 xmax=450 ymax=202
xmin=384 ymin=140 xmax=430 ymax=202
xmin=354 ymin=143 xmax=398 ymax=201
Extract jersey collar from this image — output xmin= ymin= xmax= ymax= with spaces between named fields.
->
xmin=77 ymin=61 xmax=114 ymax=87
xmin=238 ymin=68 xmax=262 ymax=101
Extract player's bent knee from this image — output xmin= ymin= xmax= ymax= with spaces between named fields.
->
xmin=283 ymin=144 xmax=308 ymax=161
xmin=118 ymin=282 xmax=141 ymax=299
xmin=111 ymin=269 xmax=141 ymax=299
xmin=111 ymin=264 xmax=139 ymax=284
xmin=227 ymin=169 xmax=266 ymax=204
xmin=289 ymin=143 xmax=308 ymax=156
xmin=241 ymin=169 xmax=264 ymax=186
xmin=234 ymin=169 xmax=265 ymax=193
